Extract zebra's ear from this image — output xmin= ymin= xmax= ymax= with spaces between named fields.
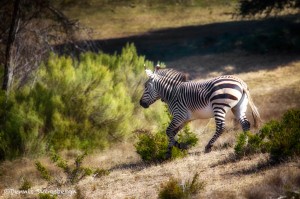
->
xmin=155 ymin=64 xmax=161 ymax=71
xmin=145 ymin=69 xmax=154 ymax=78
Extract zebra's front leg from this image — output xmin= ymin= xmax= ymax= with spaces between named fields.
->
xmin=205 ymin=119 xmax=225 ymax=153
xmin=165 ymin=118 xmax=186 ymax=159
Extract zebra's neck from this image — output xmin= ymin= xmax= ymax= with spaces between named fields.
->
xmin=154 ymin=76 xmax=181 ymax=103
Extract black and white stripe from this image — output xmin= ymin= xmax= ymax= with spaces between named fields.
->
xmin=140 ymin=67 xmax=261 ymax=158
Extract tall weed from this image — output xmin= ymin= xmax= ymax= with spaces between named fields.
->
xmin=158 ymin=173 xmax=205 ymax=199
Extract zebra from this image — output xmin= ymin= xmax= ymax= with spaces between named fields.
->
xmin=139 ymin=67 xmax=261 ymax=159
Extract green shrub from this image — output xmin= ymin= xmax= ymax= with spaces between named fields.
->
xmin=135 ymin=105 xmax=198 ymax=162
xmin=234 ymin=131 xmax=269 ymax=157
xmin=234 ymin=109 xmax=300 ymax=162
xmin=0 ymin=90 xmax=46 ymax=160
xmin=177 ymin=125 xmax=198 ymax=148
xmin=36 ymin=149 xmax=109 ymax=185
xmin=0 ymin=44 xmax=169 ymax=160
xmin=158 ymin=173 xmax=205 ymax=199
xmin=159 ymin=177 xmax=185 ymax=199
xmin=234 ymin=132 xmax=248 ymax=157
xmin=135 ymin=127 xmax=198 ymax=162
xmin=262 ymin=109 xmax=300 ymax=162
xmin=246 ymin=132 xmax=270 ymax=153
xmin=135 ymin=130 xmax=168 ymax=162
xmin=49 ymin=149 xmax=94 ymax=184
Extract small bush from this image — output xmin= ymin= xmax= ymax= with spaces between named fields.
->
xmin=158 ymin=173 xmax=205 ymax=199
xmin=234 ymin=109 xmax=300 ymax=162
xmin=19 ymin=178 xmax=32 ymax=191
xmin=135 ymin=130 xmax=169 ymax=162
xmin=135 ymin=105 xmax=198 ymax=162
xmin=177 ymin=125 xmax=198 ymax=148
xmin=246 ymin=132 xmax=270 ymax=154
xmin=49 ymin=149 xmax=93 ymax=184
xmin=234 ymin=131 xmax=270 ymax=157
xmin=234 ymin=132 xmax=248 ymax=157
xmin=262 ymin=109 xmax=300 ymax=162
xmin=135 ymin=127 xmax=198 ymax=162
xmin=183 ymin=173 xmax=205 ymax=196
xmin=36 ymin=150 xmax=109 ymax=185
xmin=159 ymin=177 xmax=185 ymax=199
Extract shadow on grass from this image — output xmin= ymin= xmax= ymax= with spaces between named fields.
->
xmin=227 ymin=160 xmax=279 ymax=176
xmin=188 ymin=151 xmax=203 ymax=156
xmin=109 ymin=159 xmax=171 ymax=172
xmin=209 ymin=152 xmax=239 ymax=168
xmin=210 ymin=151 xmax=282 ymax=176
xmin=109 ymin=161 xmax=153 ymax=172
xmin=57 ymin=14 xmax=300 ymax=77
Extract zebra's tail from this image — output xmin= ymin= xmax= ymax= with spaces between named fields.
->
xmin=244 ymin=88 xmax=262 ymax=128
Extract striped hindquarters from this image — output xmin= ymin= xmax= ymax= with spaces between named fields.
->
xmin=208 ymin=76 xmax=244 ymax=103
xmin=207 ymin=76 xmax=245 ymax=116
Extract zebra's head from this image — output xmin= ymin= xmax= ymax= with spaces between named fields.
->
xmin=140 ymin=69 xmax=160 ymax=108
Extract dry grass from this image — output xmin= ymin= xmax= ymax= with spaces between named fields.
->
xmin=1 ymin=58 xmax=299 ymax=199
xmin=1 ymin=146 xmax=298 ymax=199
xmin=243 ymin=166 xmax=300 ymax=199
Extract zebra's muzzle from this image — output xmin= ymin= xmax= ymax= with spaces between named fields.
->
xmin=139 ymin=100 xmax=149 ymax=108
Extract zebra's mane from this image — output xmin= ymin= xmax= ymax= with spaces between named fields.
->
xmin=154 ymin=68 xmax=188 ymax=82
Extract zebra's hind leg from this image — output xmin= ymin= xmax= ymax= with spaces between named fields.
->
xmin=239 ymin=116 xmax=250 ymax=131
xmin=239 ymin=116 xmax=250 ymax=145
xmin=204 ymin=119 xmax=225 ymax=153
xmin=205 ymin=106 xmax=228 ymax=153
xmin=232 ymin=92 xmax=250 ymax=143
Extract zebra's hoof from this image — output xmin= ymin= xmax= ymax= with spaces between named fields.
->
xmin=204 ymin=145 xmax=212 ymax=153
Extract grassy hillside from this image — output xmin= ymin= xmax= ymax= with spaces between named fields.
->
xmin=1 ymin=56 xmax=299 ymax=199
xmin=64 ymin=0 xmax=298 ymax=42
xmin=65 ymin=0 xmax=238 ymax=39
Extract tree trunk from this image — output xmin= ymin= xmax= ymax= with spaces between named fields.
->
xmin=2 ymin=0 xmax=21 ymax=91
